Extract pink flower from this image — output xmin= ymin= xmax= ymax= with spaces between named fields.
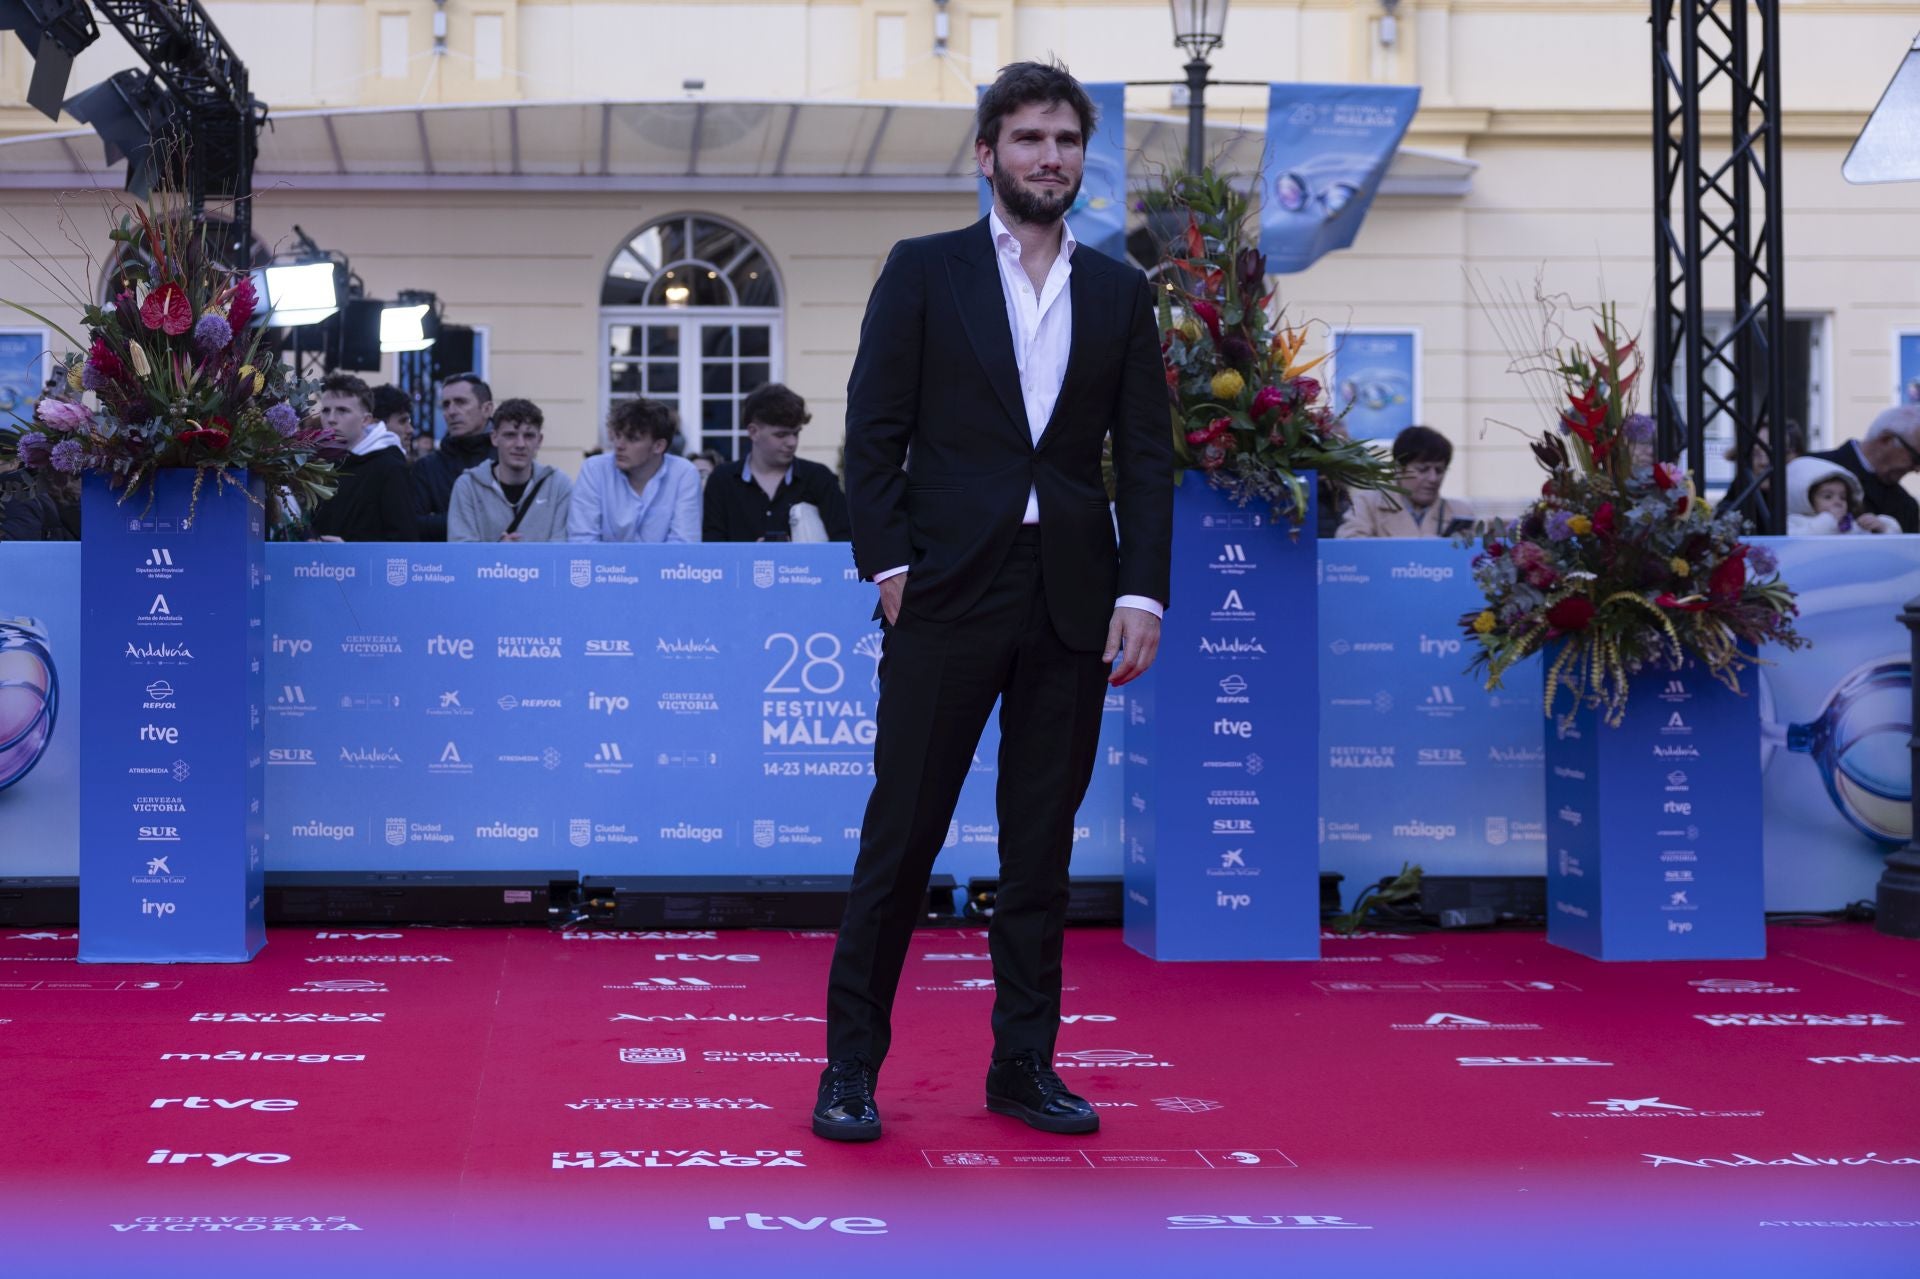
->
xmin=1250 ymin=385 xmax=1286 ymax=419
xmin=35 ymin=397 xmax=94 ymax=430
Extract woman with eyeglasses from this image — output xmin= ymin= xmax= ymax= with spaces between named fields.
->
xmin=1335 ymin=425 xmax=1475 ymax=539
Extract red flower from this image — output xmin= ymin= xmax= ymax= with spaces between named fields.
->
xmin=1593 ymin=502 xmax=1616 ymax=538
xmin=178 ymin=424 xmax=231 ymax=451
xmin=1546 ymin=596 xmax=1596 ymax=632
xmin=1292 ymin=376 xmax=1321 ymax=404
xmin=1709 ymin=547 xmax=1748 ymax=602
xmin=87 ymin=335 xmax=126 ymax=381
xmin=227 ymin=275 xmax=257 ymax=333
xmin=1653 ymin=462 xmax=1680 ymax=492
xmin=1656 ymin=592 xmax=1709 ymax=613
xmin=1674 ymin=495 xmax=1689 ymax=516
xmin=1250 ymin=385 xmax=1285 ymax=419
xmin=140 ymin=283 xmax=192 ymax=335
xmin=1189 ymin=299 xmax=1223 ymax=343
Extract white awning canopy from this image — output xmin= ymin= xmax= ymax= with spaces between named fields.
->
xmin=0 ymin=99 xmax=1476 ymax=196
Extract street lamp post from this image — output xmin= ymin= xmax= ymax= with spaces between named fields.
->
xmin=1170 ymin=0 xmax=1229 ymax=173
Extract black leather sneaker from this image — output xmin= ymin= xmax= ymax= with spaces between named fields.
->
xmin=985 ymin=1050 xmax=1099 ymax=1134
xmin=812 ymin=1057 xmax=881 ymax=1141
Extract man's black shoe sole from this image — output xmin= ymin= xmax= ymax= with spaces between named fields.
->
xmin=985 ymin=1094 xmax=1100 ymax=1135
xmin=812 ymin=1114 xmax=882 ymax=1141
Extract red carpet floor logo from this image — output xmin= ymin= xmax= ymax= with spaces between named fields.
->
xmin=145 ymin=1150 xmax=292 ymax=1167
xmin=1807 ymin=1053 xmax=1920 ymax=1065
xmin=1690 ymin=978 xmax=1799 ymax=995
xmin=1392 ymin=1013 xmax=1542 ymax=1031
xmin=110 ymin=1216 xmax=362 ymax=1233
xmin=1153 ymin=1097 xmax=1223 ymax=1114
xmin=303 ymin=955 xmax=450 ymax=964
xmin=601 ymin=977 xmax=747 ymax=992
xmin=566 ymin=1097 xmax=771 ymax=1111
xmin=609 ymin=1013 xmax=823 ymax=1023
xmin=552 ymin=1148 xmax=806 ymax=1169
xmin=1055 ymin=1049 xmax=1173 ymax=1069
xmin=562 ymin=931 xmax=720 ymax=941
xmin=160 ymin=1053 xmax=365 ymax=1063
xmin=189 ymin=1013 xmax=385 ymax=1023
xmin=0 ymin=979 xmax=180 ymax=990
xmin=702 ymin=1050 xmax=828 ymax=1064
xmin=708 ymin=1214 xmax=885 ymax=1234
xmin=1458 ymin=1056 xmax=1612 ymax=1067
xmin=924 ymin=1149 xmax=1294 ymax=1170
xmin=619 ymin=1048 xmax=685 ymax=1065
xmin=1551 ymin=1097 xmax=1763 ymax=1119
xmin=291 ymin=980 xmax=387 ymax=994
xmin=1694 ymin=1013 xmax=1903 ymax=1027
xmin=1315 ymin=980 xmax=1576 ymax=994
xmin=1642 ymin=1152 xmax=1920 ymax=1168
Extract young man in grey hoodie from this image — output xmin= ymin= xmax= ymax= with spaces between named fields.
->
xmin=448 ymin=398 xmax=573 ymax=541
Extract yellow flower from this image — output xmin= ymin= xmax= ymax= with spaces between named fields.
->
xmin=1210 ymin=369 xmax=1245 ymax=402
xmin=1669 ymin=557 xmax=1690 ymax=576
xmin=238 ymin=364 xmax=266 ymax=394
xmin=1566 ymin=514 xmax=1592 ymax=536
xmin=66 ymin=362 xmax=83 ymax=390
xmin=1177 ymin=318 xmax=1203 ymax=345
xmin=1472 ymin=610 xmax=1497 ymax=634
xmin=127 ymin=342 xmax=150 ymax=378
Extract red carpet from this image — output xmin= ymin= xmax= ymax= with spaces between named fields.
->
xmin=3 ymin=921 xmax=1917 ymax=1277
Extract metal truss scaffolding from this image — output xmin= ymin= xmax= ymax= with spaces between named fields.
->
xmin=1652 ymin=0 xmax=1788 ymax=533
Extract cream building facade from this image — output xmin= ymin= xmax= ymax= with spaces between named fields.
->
xmin=2 ymin=0 xmax=1918 ymax=498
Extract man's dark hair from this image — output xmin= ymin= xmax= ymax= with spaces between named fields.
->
xmin=1392 ymin=425 xmax=1453 ymax=468
xmin=975 ymin=60 xmax=1096 ymax=149
xmin=319 ymin=373 xmax=374 ymax=415
xmin=741 ymin=383 xmax=811 ymax=431
xmin=607 ymin=398 xmax=678 ymax=445
xmin=493 ymin=398 xmax=544 ymax=431
xmin=443 ymin=372 xmax=492 ymax=404
xmin=370 ymin=384 xmax=412 ymax=422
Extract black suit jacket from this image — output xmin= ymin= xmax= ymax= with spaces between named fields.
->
xmin=1808 ymin=444 xmax=1919 ymax=534
xmin=843 ymin=219 xmax=1173 ymax=651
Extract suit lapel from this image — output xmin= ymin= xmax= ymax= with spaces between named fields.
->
xmin=1037 ymin=256 xmax=1107 ymax=451
xmin=948 ymin=220 xmax=1031 ymax=442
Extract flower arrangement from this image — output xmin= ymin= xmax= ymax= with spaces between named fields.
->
xmin=1 ymin=208 xmax=335 ymax=522
xmin=1151 ymin=168 xmax=1399 ymax=522
xmin=1460 ymin=302 xmax=1806 ymax=725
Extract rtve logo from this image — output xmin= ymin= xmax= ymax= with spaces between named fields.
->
xmin=150 ymin=1097 xmax=298 ymax=1112
xmin=1212 ymin=719 xmax=1253 ymax=738
xmin=138 ymin=724 xmax=180 ymax=745
xmin=709 ymin=1214 xmax=887 ymax=1235
xmin=653 ymin=954 xmax=759 ymax=962
xmin=1664 ymin=800 xmax=1694 ymax=815
xmin=426 ymin=634 xmax=475 ymax=660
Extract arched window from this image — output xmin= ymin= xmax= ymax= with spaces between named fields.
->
xmin=599 ymin=213 xmax=783 ymax=460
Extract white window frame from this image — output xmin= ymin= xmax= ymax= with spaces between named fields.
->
xmin=598 ymin=310 xmax=784 ymax=456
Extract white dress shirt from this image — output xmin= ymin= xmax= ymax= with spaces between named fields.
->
xmin=878 ymin=209 xmax=1162 ymax=618
xmin=567 ymin=452 xmax=702 ymax=543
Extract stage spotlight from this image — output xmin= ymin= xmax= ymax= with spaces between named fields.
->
xmin=379 ymin=302 xmax=435 ymax=352
xmin=0 ymin=0 xmax=100 ymax=119
xmin=257 ymin=260 xmax=341 ymax=327
xmin=64 ymin=68 xmax=168 ymax=200
xmin=1845 ymin=31 xmax=1920 ymax=183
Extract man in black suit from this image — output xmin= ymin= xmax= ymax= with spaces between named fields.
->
xmin=1805 ymin=407 xmax=1920 ymax=533
xmin=816 ymin=61 xmax=1173 ymax=1142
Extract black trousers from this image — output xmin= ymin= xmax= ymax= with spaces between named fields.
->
xmin=826 ymin=529 xmax=1110 ymax=1070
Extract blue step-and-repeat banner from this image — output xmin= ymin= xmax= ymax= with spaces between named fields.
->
xmin=3 ymin=536 xmax=1913 ymax=911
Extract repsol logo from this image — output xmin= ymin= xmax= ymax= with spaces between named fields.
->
xmin=660 ymin=564 xmax=724 ymax=583
xmin=290 ymin=563 xmax=355 ymax=581
xmin=476 ymin=822 xmax=540 ymax=842
xmin=661 ymin=824 xmax=725 ymax=843
xmin=290 ymin=822 xmax=355 ymax=841
xmin=477 ymin=563 xmax=540 ymax=582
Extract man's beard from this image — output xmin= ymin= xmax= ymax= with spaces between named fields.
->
xmin=992 ymin=158 xmax=1080 ymax=226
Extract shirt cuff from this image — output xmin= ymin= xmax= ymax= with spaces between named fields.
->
xmin=872 ymin=565 xmax=910 ymax=583
xmin=1114 ymin=594 xmax=1164 ymax=619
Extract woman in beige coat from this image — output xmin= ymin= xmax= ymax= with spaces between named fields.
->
xmin=1336 ymin=425 xmax=1474 ymax=539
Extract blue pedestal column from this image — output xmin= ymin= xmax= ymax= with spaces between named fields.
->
xmin=1124 ymin=476 xmax=1320 ymax=960
xmin=80 ymin=470 xmax=266 ymax=963
xmin=1546 ymin=657 xmax=1764 ymax=960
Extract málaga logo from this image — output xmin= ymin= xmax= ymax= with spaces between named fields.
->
xmin=553 ymin=1148 xmax=804 ymax=1169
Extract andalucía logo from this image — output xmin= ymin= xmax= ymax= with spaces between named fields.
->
xmin=554 ymin=1149 xmax=803 ymax=1169
xmin=1641 ymin=1152 xmax=1920 ymax=1169
xmin=1393 ymin=1013 xmax=1542 ymax=1031
xmin=111 ymin=1216 xmax=363 ymax=1233
xmin=566 ymin=1097 xmax=771 ymax=1111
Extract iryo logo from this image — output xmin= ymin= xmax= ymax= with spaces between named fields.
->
xmin=588 ymin=691 xmax=630 ymax=715
xmin=1216 ymin=892 xmax=1252 ymax=911
xmin=270 ymin=635 xmax=313 ymax=657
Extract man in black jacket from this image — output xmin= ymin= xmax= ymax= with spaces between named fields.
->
xmin=411 ymin=373 xmax=495 ymax=540
xmin=310 ymin=374 xmax=415 ymax=542
xmin=1804 ymin=407 xmax=1920 ymax=534
xmin=816 ymin=61 xmax=1172 ymax=1143
xmin=702 ymin=383 xmax=852 ymax=541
